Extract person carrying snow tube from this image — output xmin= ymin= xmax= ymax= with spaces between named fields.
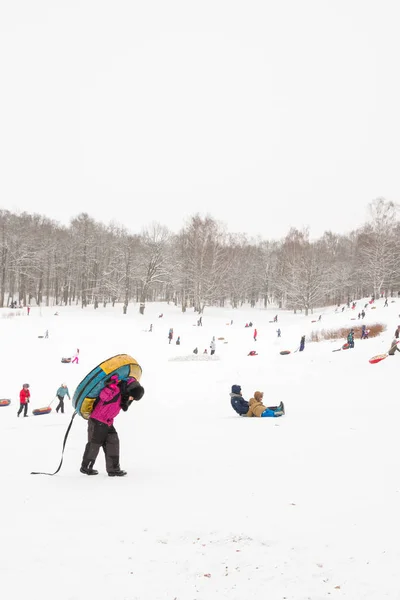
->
xmin=230 ymin=385 xmax=250 ymax=416
xmin=246 ymin=391 xmax=284 ymax=418
xmin=80 ymin=375 xmax=145 ymax=477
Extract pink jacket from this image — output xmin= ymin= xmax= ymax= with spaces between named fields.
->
xmin=90 ymin=377 xmax=121 ymax=426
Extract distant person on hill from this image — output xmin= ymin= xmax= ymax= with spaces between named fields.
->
xmin=361 ymin=324 xmax=367 ymax=339
xmin=388 ymin=339 xmax=400 ymax=356
xmin=246 ymin=391 xmax=284 ymax=418
xmin=149 ymin=324 xmax=153 ymax=332
xmin=395 ymin=327 xmax=399 ymax=340
xmin=347 ymin=329 xmax=355 ymax=349
xmin=55 ymin=383 xmax=71 ymax=414
xmin=299 ymin=335 xmax=305 ymax=352
xmin=17 ymin=383 xmax=30 ymax=417
xmin=277 ymin=328 xmax=281 ymax=338
xmin=176 ymin=336 xmax=181 ymax=345
xmin=253 ymin=328 xmax=257 ymax=341
xmin=210 ymin=338 xmax=216 ymax=355
xmin=361 ymin=309 xmax=365 ymax=319
xmin=71 ymin=349 xmax=80 ymax=364
xmin=384 ymin=297 xmax=389 ymax=307
xmin=249 ymin=321 xmax=253 ymax=327
xmin=273 ymin=315 xmax=278 ymax=322
xmin=168 ymin=328 xmax=173 ymax=344
xmin=193 ymin=347 xmax=198 ymax=354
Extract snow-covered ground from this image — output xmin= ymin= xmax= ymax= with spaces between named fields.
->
xmin=1 ymin=298 xmax=399 ymax=600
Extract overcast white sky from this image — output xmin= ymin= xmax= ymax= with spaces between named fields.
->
xmin=1 ymin=1 xmax=399 ymax=240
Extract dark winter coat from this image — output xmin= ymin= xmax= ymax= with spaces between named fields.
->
xmin=230 ymin=393 xmax=249 ymax=416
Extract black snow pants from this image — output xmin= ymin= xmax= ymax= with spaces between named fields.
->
xmin=17 ymin=403 xmax=28 ymax=417
xmin=81 ymin=418 xmax=120 ymax=474
xmin=56 ymin=395 xmax=64 ymax=413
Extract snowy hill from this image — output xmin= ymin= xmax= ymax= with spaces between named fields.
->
xmin=1 ymin=298 xmax=399 ymax=599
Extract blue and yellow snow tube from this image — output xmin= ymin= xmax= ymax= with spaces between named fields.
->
xmin=72 ymin=354 xmax=142 ymax=419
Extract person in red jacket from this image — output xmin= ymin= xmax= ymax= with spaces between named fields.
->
xmin=18 ymin=383 xmax=30 ymax=417
xmin=253 ymin=328 xmax=257 ymax=341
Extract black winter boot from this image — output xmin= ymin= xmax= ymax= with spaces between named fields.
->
xmin=80 ymin=460 xmax=98 ymax=475
xmin=80 ymin=466 xmax=99 ymax=475
xmin=108 ymin=470 xmax=127 ymax=477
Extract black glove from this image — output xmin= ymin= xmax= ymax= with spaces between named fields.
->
xmin=121 ymin=397 xmax=133 ymax=412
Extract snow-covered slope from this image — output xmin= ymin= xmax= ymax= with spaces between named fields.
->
xmin=1 ymin=298 xmax=399 ymax=599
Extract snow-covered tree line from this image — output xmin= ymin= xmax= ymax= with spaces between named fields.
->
xmin=0 ymin=198 xmax=399 ymax=315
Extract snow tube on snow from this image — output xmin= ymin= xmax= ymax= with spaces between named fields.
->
xmin=369 ymin=354 xmax=387 ymax=365
xmin=61 ymin=357 xmax=71 ymax=363
xmin=342 ymin=343 xmax=350 ymax=350
xmin=33 ymin=407 xmax=52 ymax=416
xmin=0 ymin=399 xmax=11 ymax=407
xmin=72 ymin=354 xmax=142 ymax=419
xmin=280 ymin=350 xmax=291 ymax=355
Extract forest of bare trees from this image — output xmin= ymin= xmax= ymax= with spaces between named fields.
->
xmin=0 ymin=198 xmax=399 ymax=315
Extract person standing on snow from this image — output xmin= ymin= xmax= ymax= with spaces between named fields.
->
xmin=253 ymin=328 xmax=257 ymax=341
xmin=80 ymin=375 xmax=145 ymax=477
xmin=168 ymin=328 xmax=173 ymax=344
xmin=299 ymin=335 xmax=305 ymax=352
xmin=55 ymin=383 xmax=71 ymax=414
xmin=210 ymin=338 xmax=216 ymax=355
xmin=388 ymin=339 xmax=400 ymax=356
xmin=71 ymin=349 xmax=80 ymax=364
xmin=347 ymin=329 xmax=355 ymax=349
xmin=277 ymin=328 xmax=281 ymax=337
xmin=17 ymin=383 xmax=30 ymax=417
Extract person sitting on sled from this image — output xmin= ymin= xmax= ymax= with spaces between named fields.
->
xmin=246 ymin=391 xmax=284 ymax=418
xmin=230 ymin=385 xmax=250 ymax=416
xmin=80 ymin=375 xmax=144 ymax=477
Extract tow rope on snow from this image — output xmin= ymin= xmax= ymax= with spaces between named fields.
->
xmin=31 ymin=412 xmax=77 ymax=476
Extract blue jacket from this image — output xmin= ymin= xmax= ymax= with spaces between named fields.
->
xmin=56 ymin=386 xmax=70 ymax=399
xmin=230 ymin=393 xmax=249 ymax=416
